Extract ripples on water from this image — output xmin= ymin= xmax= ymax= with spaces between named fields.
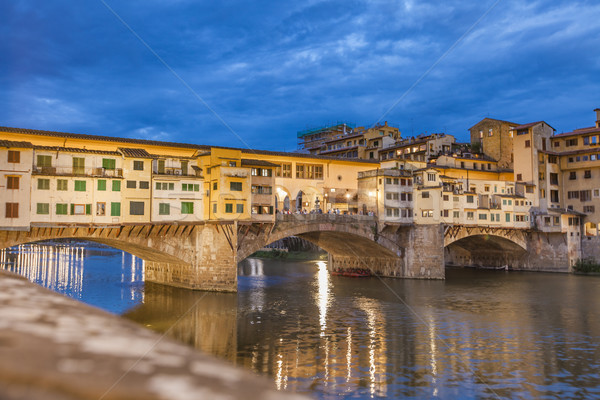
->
xmin=3 ymin=242 xmax=600 ymax=399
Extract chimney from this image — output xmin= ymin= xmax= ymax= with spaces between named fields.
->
xmin=595 ymin=108 xmax=600 ymax=128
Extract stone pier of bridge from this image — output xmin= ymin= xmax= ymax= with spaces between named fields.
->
xmin=0 ymin=215 xmax=447 ymax=292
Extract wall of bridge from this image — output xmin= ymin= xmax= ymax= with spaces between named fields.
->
xmin=444 ymin=229 xmax=579 ymax=272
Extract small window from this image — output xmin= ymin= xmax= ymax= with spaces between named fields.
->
xmin=139 ymin=181 xmax=149 ymax=189
xmin=159 ymin=203 xmax=170 ymax=215
xmin=97 ymin=180 xmax=106 ymax=191
xmin=74 ymin=180 xmax=87 ymax=191
xmin=96 ymin=202 xmax=106 ymax=216
xmin=236 ymin=204 xmax=244 ymax=213
xmin=56 ymin=204 xmax=68 ymax=215
xmin=422 ymin=191 xmax=430 ymax=198
xmin=129 ymin=201 xmax=144 ymax=215
xmin=569 ymin=171 xmax=577 ymax=180
xmin=212 ymin=203 xmax=217 ymax=214
xmin=37 ymin=155 xmax=52 ymax=167
xmin=72 ymin=157 xmax=85 ymax=174
xmin=466 ymin=195 xmax=474 ymax=203
xmin=126 ymin=180 xmax=137 ymax=189
xmin=181 ymin=202 xmax=194 ymax=214
xmin=7 ymin=151 xmax=20 ymax=163
xmin=112 ymin=180 xmax=121 ymax=191
xmin=229 ymin=161 xmax=236 ymax=167
xmin=6 ymin=176 xmax=19 ymax=189
xmin=111 ymin=202 xmax=121 ymax=217
xmin=213 ymin=182 xmax=217 ymax=190
xmin=37 ymin=203 xmax=49 ymax=215
xmin=102 ymin=158 xmax=116 ymax=169
xmin=584 ymin=170 xmax=592 ymax=179
xmin=133 ymin=160 xmax=144 ymax=171
xmin=55 ymin=179 xmax=67 ymax=191
xmin=225 ymin=203 xmax=233 ymax=213
xmin=516 ymin=174 xmax=522 ymax=181
xmin=38 ymin=178 xmax=50 ymax=190
xmin=525 ymin=140 xmax=531 ymax=148
xmin=230 ymin=182 xmax=242 ymax=191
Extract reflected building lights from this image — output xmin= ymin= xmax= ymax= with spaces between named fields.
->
xmin=346 ymin=326 xmax=352 ymax=382
xmin=0 ymin=242 xmax=144 ymax=303
xmin=316 ymin=261 xmax=330 ymax=336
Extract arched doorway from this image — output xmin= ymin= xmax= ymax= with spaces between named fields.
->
xmin=296 ymin=191 xmax=303 ymax=212
xmin=283 ymin=195 xmax=290 ymax=211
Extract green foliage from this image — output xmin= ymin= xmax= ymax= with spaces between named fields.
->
xmin=470 ymin=142 xmax=482 ymax=154
xmin=573 ymin=258 xmax=600 ymax=273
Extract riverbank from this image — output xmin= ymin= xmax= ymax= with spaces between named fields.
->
xmin=0 ymin=270 xmax=307 ymax=400
xmin=250 ymin=249 xmax=327 ymax=261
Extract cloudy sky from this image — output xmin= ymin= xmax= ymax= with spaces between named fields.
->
xmin=1 ymin=1 xmax=599 ymax=151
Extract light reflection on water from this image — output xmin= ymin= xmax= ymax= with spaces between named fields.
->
xmin=4 ymin=242 xmax=600 ymax=399
xmin=0 ymin=241 xmax=144 ymax=313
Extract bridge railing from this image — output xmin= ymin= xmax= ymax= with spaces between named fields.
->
xmin=276 ymin=213 xmax=377 ymax=224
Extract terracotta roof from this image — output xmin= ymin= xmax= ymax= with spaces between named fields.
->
xmin=320 ymin=145 xmax=360 ymax=155
xmin=557 ymin=148 xmax=600 ymax=156
xmin=33 ymin=145 xmax=120 ymax=155
xmin=0 ymin=140 xmax=33 ymax=148
xmin=0 ymin=125 xmax=379 ymax=164
xmin=553 ymin=126 xmax=600 ymax=138
xmin=511 ymin=121 xmax=555 ymax=131
xmin=0 ymin=126 xmax=209 ymax=150
xmin=241 ymin=158 xmax=279 ymax=167
xmin=118 ymin=147 xmax=153 ymax=158
xmin=323 ymin=132 xmax=363 ymax=144
xmin=468 ymin=118 xmax=520 ymax=130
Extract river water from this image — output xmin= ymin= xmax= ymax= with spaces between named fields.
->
xmin=2 ymin=241 xmax=600 ymax=399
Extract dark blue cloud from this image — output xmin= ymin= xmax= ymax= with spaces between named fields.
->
xmin=0 ymin=0 xmax=599 ymax=151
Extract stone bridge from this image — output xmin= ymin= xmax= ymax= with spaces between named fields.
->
xmin=0 ymin=215 xmax=444 ymax=292
xmin=0 ymin=216 xmax=578 ymax=292
xmin=443 ymin=224 xmax=579 ymax=271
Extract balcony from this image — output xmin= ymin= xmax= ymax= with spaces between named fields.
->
xmin=32 ymin=166 xmax=123 ymax=177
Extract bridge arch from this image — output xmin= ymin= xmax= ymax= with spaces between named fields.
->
xmin=444 ymin=229 xmax=528 ymax=269
xmin=237 ymin=215 xmax=402 ymax=265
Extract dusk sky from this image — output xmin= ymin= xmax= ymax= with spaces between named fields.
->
xmin=1 ymin=1 xmax=599 ymax=151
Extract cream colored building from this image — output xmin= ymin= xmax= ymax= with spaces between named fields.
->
xmin=0 ymin=140 xmax=33 ymax=230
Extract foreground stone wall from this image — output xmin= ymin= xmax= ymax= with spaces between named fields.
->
xmin=0 ymin=270 xmax=306 ymax=400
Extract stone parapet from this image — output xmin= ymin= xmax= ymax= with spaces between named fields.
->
xmin=0 ymin=270 xmax=307 ymax=400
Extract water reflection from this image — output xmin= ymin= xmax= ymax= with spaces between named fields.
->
xmin=124 ymin=260 xmax=600 ymax=399
xmin=1 ymin=241 xmax=144 ymax=313
xmin=5 ymin=243 xmax=600 ymax=399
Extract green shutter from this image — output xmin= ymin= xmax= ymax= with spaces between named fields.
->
xmin=181 ymin=202 xmax=193 ymax=214
xmin=159 ymin=203 xmax=170 ymax=215
xmin=98 ymin=180 xmax=106 ymax=191
xmin=86 ymin=204 xmax=91 ymax=215
xmin=73 ymin=157 xmax=85 ymax=174
xmin=103 ymin=158 xmax=116 ymax=169
xmin=112 ymin=180 xmax=121 ymax=191
xmin=236 ymin=204 xmax=244 ymax=213
xmin=194 ymin=184 xmax=200 ymax=192
xmin=111 ymin=202 xmax=121 ymax=216
xmin=74 ymin=181 xmax=86 ymax=191
xmin=56 ymin=204 xmax=68 ymax=215
xmin=70 ymin=204 xmax=75 ymax=215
